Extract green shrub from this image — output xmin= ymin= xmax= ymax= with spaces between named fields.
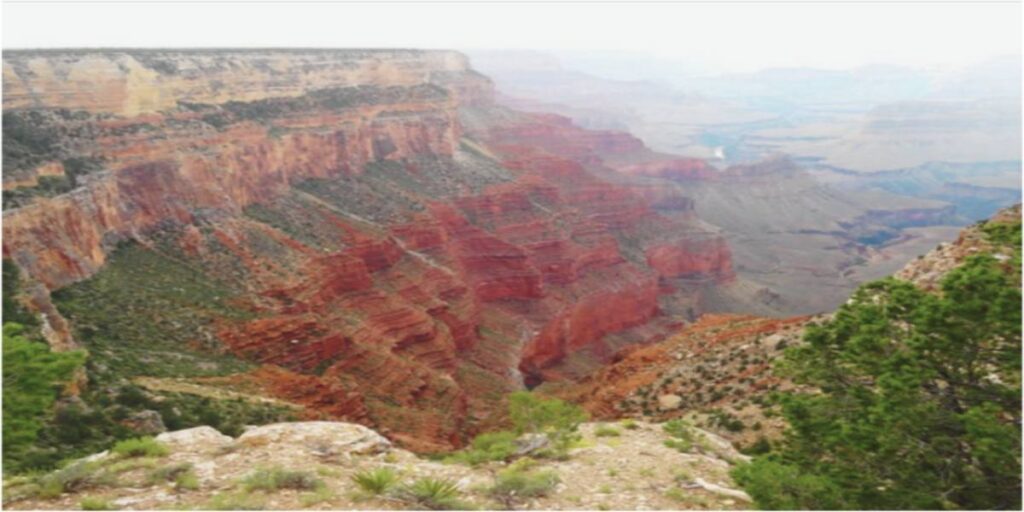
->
xmin=619 ymin=419 xmax=639 ymax=430
xmin=174 ymin=471 xmax=200 ymax=491
xmin=981 ymin=218 xmax=1023 ymax=273
xmin=486 ymin=467 xmax=559 ymax=509
xmin=105 ymin=457 xmax=158 ymax=474
xmin=446 ymin=431 xmax=517 ymax=466
xmin=80 ymin=496 xmax=117 ymax=510
xmin=395 ymin=477 xmax=470 ymax=510
xmin=110 ymin=437 xmax=169 ymax=458
xmin=732 ymin=459 xmax=846 ymax=510
xmin=741 ymin=437 xmax=772 ymax=456
xmin=981 ymin=218 xmax=1023 ymax=248
xmin=663 ymin=419 xmax=691 ymax=439
xmin=147 ymin=462 xmax=197 ymax=490
xmin=505 ymin=457 xmax=538 ymax=473
xmin=350 ymin=467 xmax=398 ymax=495
xmin=300 ymin=486 xmax=334 ymax=507
xmin=662 ymin=419 xmax=695 ymax=453
xmin=664 ymin=488 xmax=685 ymax=502
xmin=3 ymin=260 xmax=40 ymax=328
xmin=508 ymin=391 xmax=587 ymax=456
xmin=61 ymin=157 xmax=105 ymax=186
xmin=205 ymin=491 xmax=265 ymax=510
xmin=147 ymin=462 xmax=192 ymax=484
xmin=2 ymin=475 xmax=43 ymax=503
xmin=36 ymin=461 xmax=117 ymax=498
xmin=2 ymin=322 xmax=86 ymax=472
xmin=708 ymin=410 xmax=745 ymax=432
xmin=594 ymin=425 xmax=620 ymax=437
xmin=242 ymin=467 xmax=322 ymax=492
xmin=665 ymin=488 xmax=707 ymax=507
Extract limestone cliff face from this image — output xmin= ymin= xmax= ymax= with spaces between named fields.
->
xmin=3 ymin=49 xmax=476 ymax=116
xmin=2 ymin=49 xmax=735 ymax=451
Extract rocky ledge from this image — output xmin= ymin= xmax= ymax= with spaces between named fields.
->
xmin=4 ymin=421 xmax=751 ymax=510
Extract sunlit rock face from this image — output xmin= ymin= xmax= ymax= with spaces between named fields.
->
xmin=2 ymin=49 xmax=735 ymax=451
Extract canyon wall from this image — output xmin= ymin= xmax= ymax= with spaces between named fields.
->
xmin=3 ymin=49 xmax=475 ymax=116
xmin=2 ymin=49 xmax=735 ymax=450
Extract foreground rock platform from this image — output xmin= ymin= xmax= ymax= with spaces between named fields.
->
xmin=4 ymin=421 xmax=751 ymax=510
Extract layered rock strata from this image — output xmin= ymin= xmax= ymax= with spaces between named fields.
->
xmin=2 ymin=49 xmax=735 ymax=450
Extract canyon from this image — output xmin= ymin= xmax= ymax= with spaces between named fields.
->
xmin=3 ymin=50 xmax=741 ymax=453
xmin=4 ymin=49 xmax=1016 ymax=462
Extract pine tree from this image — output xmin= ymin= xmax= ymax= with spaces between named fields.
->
xmin=734 ymin=221 xmax=1022 ymax=510
xmin=3 ymin=323 xmax=86 ymax=472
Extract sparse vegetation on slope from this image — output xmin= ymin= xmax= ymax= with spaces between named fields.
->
xmin=34 ymin=460 xmax=119 ymax=498
xmin=52 ymin=240 xmax=254 ymax=382
xmin=2 ymin=241 xmax=295 ymax=473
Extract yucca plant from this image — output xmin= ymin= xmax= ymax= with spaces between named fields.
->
xmin=395 ymin=477 xmax=469 ymax=510
xmin=350 ymin=467 xmax=398 ymax=496
xmin=486 ymin=468 xmax=559 ymax=509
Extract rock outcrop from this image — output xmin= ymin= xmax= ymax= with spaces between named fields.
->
xmin=5 ymin=421 xmax=752 ymax=511
xmin=235 ymin=422 xmax=392 ymax=456
xmin=895 ymin=204 xmax=1021 ymax=289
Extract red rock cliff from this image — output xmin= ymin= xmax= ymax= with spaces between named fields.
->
xmin=2 ymin=49 xmax=736 ymax=451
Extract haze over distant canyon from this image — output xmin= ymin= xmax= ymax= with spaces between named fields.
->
xmin=468 ymin=50 xmax=1021 ymax=313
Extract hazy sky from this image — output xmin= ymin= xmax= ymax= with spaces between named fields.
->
xmin=3 ymin=1 xmax=1021 ymax=74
